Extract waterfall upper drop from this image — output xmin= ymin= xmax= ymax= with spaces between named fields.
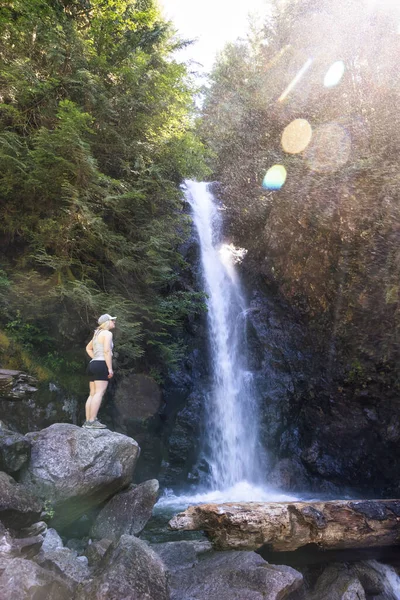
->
xmin=185 ymin=180 xmax=263 ymax=490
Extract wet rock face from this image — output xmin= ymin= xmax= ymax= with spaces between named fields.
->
xmin=237 ymin=275 xmax=317 ymax=489
xmin=91 ymin=479 xmax=159 ymax=541
xmin=160 ymin=391 xmax=206 ymax=488
xmin=113 ymin=374 xmax=163 ymax=423
xmin=296 ymin=385 xmax=400 ymax=497
xmin=233 ymin=268 xmax=400 ymax=498
xmin=76 ymin=535 xmax=169 ymax=600
xmin=107 ymin=373 xmax=165 ymax=483
xmin=20 ymin=423 xmax=140 ymax=530
xmin=0 ymin=371 xmax=79 ymax=433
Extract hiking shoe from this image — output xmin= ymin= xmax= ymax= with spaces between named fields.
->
xmin=82 ymin=421 xmax=92 ymax=428
xmin=87 ymin=419 xmax=107 ymax=429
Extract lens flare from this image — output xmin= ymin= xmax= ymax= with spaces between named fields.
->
xmin=305 ymin=123 xmax=351 ymax=173
xmin=262 ymin=165 xmax=287 ymax=190
xmin=324 ymin=61 xmax=345 ymax=87
xmin=278 ymin=58 xmax=313 ymax=102
xmin=281 ymin=119 xmax=313 ymax=154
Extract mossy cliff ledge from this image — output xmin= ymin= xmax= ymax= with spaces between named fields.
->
xmin=0 ymin=369 xmax=79 ymax=433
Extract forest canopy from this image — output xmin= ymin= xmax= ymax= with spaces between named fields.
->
xmin=0 ymin=0 xmax=209 ymax=388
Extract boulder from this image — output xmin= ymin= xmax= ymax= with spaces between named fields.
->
xmin=42 ymin=528 xmax=64 ymax=552
xmin=75 ymin=534 xmax=169 ymax=600
xmin=34 ymin=547 xmax=92 ymax=592
xmin=19 ymin=520 xmax=47 ymax=538
xmin=353 ymin=560 xmax=400 ymax=597
xmin=0 ymin=557 xmax=70 ymax=599
xmin=65 ymin=537 xmax=88 ymax=555
xmin=152 ymin=540 xmax=203 ymax=571
xmin=91 ymin=479 xmax=159 ymax=541
xmin=0 ymin=521 xmax=44 ymax=560
xmin=20 ymin=423 xmax=140 ymax=530
xmin=169 ymin=499 xmax=400 ymax=551
xmin=168 ymin=551 xmax=303 ymax=600
xmin=0 ymin=471 xmax=43 ymax=529
xmin=308 ymin=565 xmax=366 ymax=600
xmin=0 ymin=428 xmax=30 ymax=474
xmin=85 ymin=538 xmax=113 ymax=567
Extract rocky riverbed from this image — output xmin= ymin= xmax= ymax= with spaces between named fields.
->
xmin=0 ymin=417 xmax=400 ymax=599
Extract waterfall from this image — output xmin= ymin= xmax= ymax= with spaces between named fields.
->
xmin=185 ymin=180 xmax=263 ymax=490
xmin=157 ymin=180 xmax=296 ymax=507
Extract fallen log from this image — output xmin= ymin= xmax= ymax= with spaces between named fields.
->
xmin=169 ymin=500 xmax=400 ymax=552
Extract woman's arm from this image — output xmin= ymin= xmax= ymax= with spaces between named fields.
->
xmin=86 ymin=339 xmax=94 ymax=359
xmin=102 ymin=331 xmax=113 ymax=378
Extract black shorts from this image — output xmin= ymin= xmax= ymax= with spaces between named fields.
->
xmin=87 ymin=360 xmax=109 ymax=382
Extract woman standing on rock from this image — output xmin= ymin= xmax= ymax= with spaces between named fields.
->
xmin=83 ymin=314 xmax=116 ymax=429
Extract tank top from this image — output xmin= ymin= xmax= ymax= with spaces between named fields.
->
xmin=91 ymin=330 xmax=113 ymax=361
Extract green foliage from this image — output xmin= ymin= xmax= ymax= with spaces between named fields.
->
xmin=43 ymin=500 xmax=55 ymax=521
xmin=0 ymin=0 xmax=209 ymax=383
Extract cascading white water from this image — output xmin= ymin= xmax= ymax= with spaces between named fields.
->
xmin=157 ymin=180 xmax=296 ymax=507
xmin=185 ymin=180 xmax=263 ymax=489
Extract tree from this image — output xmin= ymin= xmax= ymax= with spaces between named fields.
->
xmin=0 ymin=0 xmax=210 ymax=388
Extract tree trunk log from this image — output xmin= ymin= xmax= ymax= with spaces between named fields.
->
xmin=169 ymin=500 xmax=400 ymax=552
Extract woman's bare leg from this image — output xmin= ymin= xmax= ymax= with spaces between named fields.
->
xmin=85 ymin=382 xmax=96 ymax=421
xmin=88 ymin=380 xmax=109 ymax=421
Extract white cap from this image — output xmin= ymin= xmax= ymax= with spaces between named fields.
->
xmin=97 ymin=314 xmax=117 ymax=325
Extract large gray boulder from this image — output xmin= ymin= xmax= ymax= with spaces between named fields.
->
xmin=34 ymin=547 xmax=92 ymax=593
xmin=76 ymin=534 xmax=169 ymax=600
xmin=152 ymin=540 xmax=211 ymax=572
xmin=20 ymin=423 xmax=140 ymax=529
xmin=91 ymin=479 xmax=159 ymax=541
xmin=0 ymin=557 xmax=70 ymax=599
xmin=0 ymin=471 xmax=43 ymax=529
xmin=308 ymin=565 xmax=366 ymax=600
xmin=169 ymin=551 xmax=303 ymax=600
xmin=0 ymin=427 xmax=31 ymax=473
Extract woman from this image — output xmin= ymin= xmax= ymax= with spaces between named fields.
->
xmin=83 ymin=313 xmax=116 ymax=429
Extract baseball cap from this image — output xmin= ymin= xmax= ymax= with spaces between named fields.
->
xmin=98 ymin=314 xmax=117 ymax=324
